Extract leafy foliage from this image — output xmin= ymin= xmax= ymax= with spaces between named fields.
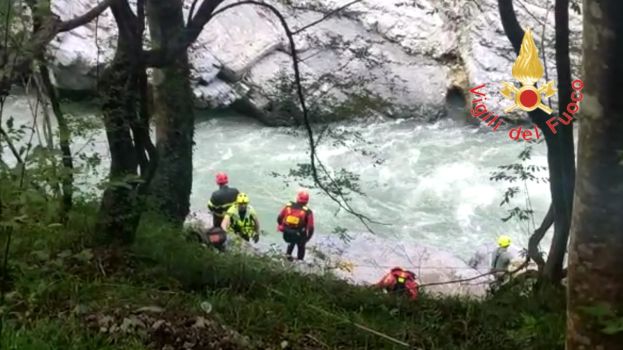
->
xmin=580 ymin=303 xmax=623 ymax=335
xmin=490 ymin=144 xmax=548 ymax=229
xmin=0 ymin=202 xmax=567 ymax=350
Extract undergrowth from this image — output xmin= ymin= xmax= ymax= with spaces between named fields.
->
xmin=0 ymin=202 xmax=565 ymax=350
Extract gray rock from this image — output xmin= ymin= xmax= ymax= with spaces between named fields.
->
xmin=46 ymin=0 xmax=582 ymax=125
xmin=200 ymin=0 xmax=285 ymax=82
xmin=310 ymin=232 xmax=490 ymax=297
xmin=47 ymin=0 xmax=118 ymax=90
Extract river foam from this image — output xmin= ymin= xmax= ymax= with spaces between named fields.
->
xmin=2 ymin=95 xmax=553 ymax=294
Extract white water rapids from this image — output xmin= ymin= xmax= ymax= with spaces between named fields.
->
xmin=2 ymin=95 xmax=555 ymax=295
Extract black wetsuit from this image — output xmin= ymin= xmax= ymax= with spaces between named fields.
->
xmin=208 ymin=185 xmax=239 ymax=227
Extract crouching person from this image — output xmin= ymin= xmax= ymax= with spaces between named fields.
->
xmin=376 ymin=267 xmax=419 ymax=300
xmin=205 ymin=226 xmax=228 ymax=252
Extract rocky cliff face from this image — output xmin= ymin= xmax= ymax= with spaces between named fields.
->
xmin=46 ymin=0 xmax=582 ymax=125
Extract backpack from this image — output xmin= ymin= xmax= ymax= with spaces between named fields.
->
xmin=282 ymin=203 xmax=309 ymax=243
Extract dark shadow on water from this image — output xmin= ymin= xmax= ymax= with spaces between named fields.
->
xmin=445 ymin=85 xmax=470 ymax=124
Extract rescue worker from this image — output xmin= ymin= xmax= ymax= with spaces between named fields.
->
xmin=490 ymin=235 xmax=512 ymax=287
xmin=375 ymin=267 xmax=419 ymax=300
xmin=221 ymin=193 xmax=260 ymax=243
xmin=207 ymin=172 xmax=239 ymax=228
xmin=205 ymin=226 xmax=228 ymax=252
xmin=277 ymin=190 xmax=314 ymax=261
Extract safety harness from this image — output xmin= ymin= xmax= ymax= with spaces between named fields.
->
xmin=230 ymin=206 xmax=256 ymax=239
xmin=208 ymin=200 xmax=236 ymax=217
xmin=387 ymin=268 xmax=418 ymax=300
xmin=392 ymin=269 xmax=414 ymax=288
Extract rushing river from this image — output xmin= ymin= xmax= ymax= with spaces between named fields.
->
xmin=2 ymin=94 xmax=555 ymax=290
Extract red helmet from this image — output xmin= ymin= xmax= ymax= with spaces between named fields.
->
xmin=215 ymin=172 xmax=228 ymax=185
xmin=296 ymin=190 xmax=309 ymax=204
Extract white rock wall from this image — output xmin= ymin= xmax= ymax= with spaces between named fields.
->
xmin=46 ymin=0 xmax=583 ymax=124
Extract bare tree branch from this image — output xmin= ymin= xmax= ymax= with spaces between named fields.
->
xmin=37 ymin=64 xmax=74 ymax=223
xmin=0 ymin=127 xmax=22 ymax=165
xmin=467 ymin=0 xmax=485 ymax=13
xmin=59 ymin=0 xmax=116 ymax=32
xmin=541 ymin=0 xmax=553 ymax=109
xmin=0 ymin=0 xmax=115 ymax=93
xmin=292 ymin=0 xmax=363 ymax=35
xmin=144 ymin=0 xmax=224 ymax=67
xmin=515 ymin=0 xmax=545 ymax=26
xmin=529 ymin=203 xmax=554 ymax=271
xmin=143 ymin=0 xmax=384 ymax=229
xmin=498 ymin=0 xmax=575 ymax=284
xmin=187 ymin=0 xmax=201 ymax=25
xmin=206 ymin=1 xmax=385 ymax=231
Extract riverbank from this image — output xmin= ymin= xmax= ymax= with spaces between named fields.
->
xmin=185 ymin=210 xmax=532 ymax=298
xmin=1 ymin=201 xmax=565 ymax=349
xmin=1 ymin=94 xmax=554 ymax=270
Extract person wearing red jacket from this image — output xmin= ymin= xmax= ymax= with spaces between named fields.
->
xmin=375 ymin=267 xmax=419 ymax=300
xmin=277 ymin=190 xmax=315 ymax=261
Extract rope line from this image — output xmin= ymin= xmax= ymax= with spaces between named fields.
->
xmin=266 ymin=286 xmax=415 ymax=348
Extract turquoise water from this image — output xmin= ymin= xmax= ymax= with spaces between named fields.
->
xmin=2 ymin=95 xmax=553 ymax=261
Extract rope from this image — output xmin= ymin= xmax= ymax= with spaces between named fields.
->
xmin=266 ymin=286 xmax=416 ymax=348
xmin=417 ymin=271 xmax=494 ymax=288
xmin=333 ymin=262 xmax=489 ymax=270
xmin=417 ymin=258 xmax=531 ymax=288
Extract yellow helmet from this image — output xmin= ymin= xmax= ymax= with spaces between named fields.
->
xmin=236 ymin=193 xmax=250 ymax=204
xmin=497 ymin=235 xmax=511 ymax=248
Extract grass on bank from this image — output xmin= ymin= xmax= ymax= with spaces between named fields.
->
xmin=0 ymin=201 xmax=566 ymax=350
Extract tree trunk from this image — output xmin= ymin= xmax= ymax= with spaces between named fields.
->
xmin=96 ymin=2 xmax=142 ymax=244
xmin=529 ymin=203 xmax=554 ymax=272
xmin=27 ymin=1 xmax=75 ymax=222
xmin=541 ymin=0 xmax=575 ymax=284
xmin=146 ymin=0 xmax=194 ymax=225
xmin=37 ymin=64 xmax=74 ymax=224
xmin=566 ymin=0 xmax=623 ymax=348
xmin=498 ymin=0 xmax=575 ymax=285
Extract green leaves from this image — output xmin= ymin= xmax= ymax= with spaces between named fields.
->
xmin=332 ymin=226 xmax=352 ymax=244
xmin=500 ymin=187 xmax=519 ymax=205
xmin=100 ymin=174 xmax=144 ymax=191
xmin=31 ymin=250 xmax=50 ymax=262
xmin=490 ymin=164 xmax=548 ymax=184
xmin=580 ymin=303 xmax=613 ymax=318
xmin=501 ymin=207 xmax=534 ymax=223
xmin=0 ymin=214 xmax=28 ymax=231
xmin=579 ymin=302 xmax=623 ymax=335
xmin=72 ymin=249 xmax=94 ymax=263
xmin=602 ymin=320 xmax=623 ymax=335
xmin=490 ymin=145 xmax=548 ymax=227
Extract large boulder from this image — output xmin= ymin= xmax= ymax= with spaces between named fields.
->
xmin=46 ymin=0 xmax=582 ymax=125
xmin=309 ymin=232 xmax=490 ymax=297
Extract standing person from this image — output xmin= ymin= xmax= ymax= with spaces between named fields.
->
xmin=207 ymin=172 xmax=239 ymax=228
xmin=277 ymin=190 xmax=314 ymax=261
xmin=221 ymin=193 xmax=260 ymax=243
xmin=490 ymin=235 xmax=512 ymax=289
